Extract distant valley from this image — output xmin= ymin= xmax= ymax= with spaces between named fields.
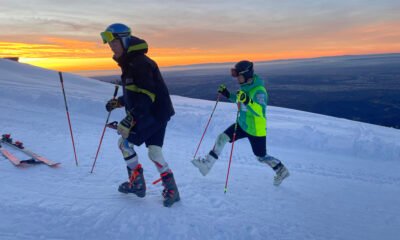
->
xmin=93 ymin=53 xmax=400 ymax=129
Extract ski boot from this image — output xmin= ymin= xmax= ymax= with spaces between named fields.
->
xmin=14 ymin=141 xmax=24 ymax=149
xmin=1 ymin=134 xmax=12 ymax=143
xmin=272 ymin=163 xmax=290 ymax=186
xmin=161 ymin=172 xmax=180 ymax=207
xmin=118 ymin=164 xmax=146 ymax=198
xmin=191 ymin=150 xmax=218 ymax=176
xmin=258 ymin=156 xmax=290 ymax=186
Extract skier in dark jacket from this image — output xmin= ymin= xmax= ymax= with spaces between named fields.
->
xmin=101 ymin=23 xmax=179 ymax=207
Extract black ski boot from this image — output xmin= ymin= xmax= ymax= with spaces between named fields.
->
xmin=161 ymin=172 xmax=180 ymax=207
xmin=118 ymin=164 xmax=146 ymax=198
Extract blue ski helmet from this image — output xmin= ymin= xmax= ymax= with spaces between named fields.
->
xmin=231 ymin=60 xmax=254 ymax=81
xmin=101 ymin=23 xmax=132 ymax=49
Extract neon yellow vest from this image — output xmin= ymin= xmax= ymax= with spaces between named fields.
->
xmin=229 ymin=75 xmax=268 ymax=136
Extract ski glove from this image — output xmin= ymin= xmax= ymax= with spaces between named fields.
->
xmin=236 ymin=90 xmax=251 ymax=105
xmin=106 ymin=98 xmax=122 ymax=112
xmin=117 ymin=113 xmax=136 ymax=139
xmin=218 ymin=84 xmax=230 ymax=98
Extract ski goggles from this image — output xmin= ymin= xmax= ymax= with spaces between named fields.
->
xmin=100 ymin=31 xmax=116 ymax=44
xmin=231 ymin=68 xmax=239 ymax=77
xmin=231 ymin=68 xmax=249 ymax=77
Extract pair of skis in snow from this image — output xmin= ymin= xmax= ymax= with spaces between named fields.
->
xmin=0 ymin=134 xmax=60 ymax=167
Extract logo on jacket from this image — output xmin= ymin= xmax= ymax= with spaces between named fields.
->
xmin=256 ymin=93 xmax=265 ymax=105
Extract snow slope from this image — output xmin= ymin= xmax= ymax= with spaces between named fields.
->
xmin=0 ymin=59 xmax=399 ymax=240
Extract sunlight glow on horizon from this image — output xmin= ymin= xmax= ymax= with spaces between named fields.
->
xmin=11 ymin=44 xmax=400 ymax=73
xmin=1 ymin=0 xmax=399 ymax=73
xmin=12 ymin=49 xmax=400 ymax=73
xmin=3 ymin=34 xmax=400 ymax=73
xmin=2 ymin=21 xmax=399 ymax=72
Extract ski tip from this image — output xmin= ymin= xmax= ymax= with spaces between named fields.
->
xmin=50 ymin=163 xmax=61 ymax=168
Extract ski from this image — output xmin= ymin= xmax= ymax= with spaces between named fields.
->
xmin=1 ymin=134 xmax=60 ymax=167
xmin=0 ymin=144 xmax=21 ymax=165
xmin=0 ymin=142 xmax=37 ymax=166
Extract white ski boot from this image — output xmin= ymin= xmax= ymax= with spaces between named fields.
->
xmin=273 ymin=163 xmax=290 ymax=186
xmin=258 ymin=155 xmax=290 ymax=186
xmin=191 ymin=151 xmax=218 ymax=176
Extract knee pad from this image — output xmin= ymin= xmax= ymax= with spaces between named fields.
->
xmin=213 ymin=133 xmax=230 ymax=156
xmin=148 ymin=145 xmax=169 ymax=173
xmin=148 ymin=145 xmax=163 ymax=161
xmin=118 ymin=137 xmax=137 ymax=160
xmin=217 ymin=133 xmax=230 ymax=144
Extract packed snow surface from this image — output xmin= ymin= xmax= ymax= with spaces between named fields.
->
xmin=0 ymin=59 xmax=399 ymax=240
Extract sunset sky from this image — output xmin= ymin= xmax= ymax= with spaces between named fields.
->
xmin=0 ymin=0 xmax=399 ymax=74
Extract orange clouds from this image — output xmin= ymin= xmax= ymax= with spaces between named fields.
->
xmin=0 ymin=37 xmax=112 ymax=71
xmin=1 ymin=18 xmax=400 ymax=73
xmin=0 ymin=37 xmax=107 ymax=58
xmin=19 ymin=57 xmax=114 ymax=72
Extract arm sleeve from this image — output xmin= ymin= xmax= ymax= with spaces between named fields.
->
xmin=228 ymin=92 xmax=237 ymax=103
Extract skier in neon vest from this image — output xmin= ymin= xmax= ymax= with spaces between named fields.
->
xmin=192 ymin=60 xmax=290 ymax=186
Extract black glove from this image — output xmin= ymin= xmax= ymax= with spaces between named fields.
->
xmin=106 ymin=99 xmax=121 ymax=112
xmin=218 ymin=84 xmax=230 ymax=98
xmin=236 ymin=90 xmax=251 ymax=105
xmin=117 ymin=113 xmax=136 ymax=139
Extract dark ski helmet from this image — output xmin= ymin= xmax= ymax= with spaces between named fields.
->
xmin=231 ymin=60 xmax=254 ymax=81
xmin=101 ymin=23 xmax=132 ymax=49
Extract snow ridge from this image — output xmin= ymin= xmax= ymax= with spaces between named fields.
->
xmin=1 ymin=59 xmax=399 ymax=240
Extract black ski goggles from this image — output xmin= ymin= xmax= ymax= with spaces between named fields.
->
xmin=231 ymin=68 xmax=239 ymax=77
xmin=231 ymin=68 xmax=250 ymax=77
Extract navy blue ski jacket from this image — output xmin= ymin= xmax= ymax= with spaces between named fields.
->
xmin=115 ymin=36 xmax=175 ymax=126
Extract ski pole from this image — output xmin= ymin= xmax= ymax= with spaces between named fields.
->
xmin=193 ymin=94 xmax=220 ymax=160
xmin=90 ymin=84 xmax=119 ymax=173
xmin=224 ymin=103 xmax=241 ymax=194
xmin=59 ymin=72 xmax=79 ymax=166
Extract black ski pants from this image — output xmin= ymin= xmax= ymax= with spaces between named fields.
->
xmin=223 ymin=123 xmax=266 ymax=157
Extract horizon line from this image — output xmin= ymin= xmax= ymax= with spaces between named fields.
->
xmin=69 ymin=52 xmax=400 ymax=77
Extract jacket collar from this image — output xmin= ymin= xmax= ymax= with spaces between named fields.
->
xmin=240 ymin=74 xmax=263 ymax=91
xmin=115 ymin=36 xmax=149 ymax=66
